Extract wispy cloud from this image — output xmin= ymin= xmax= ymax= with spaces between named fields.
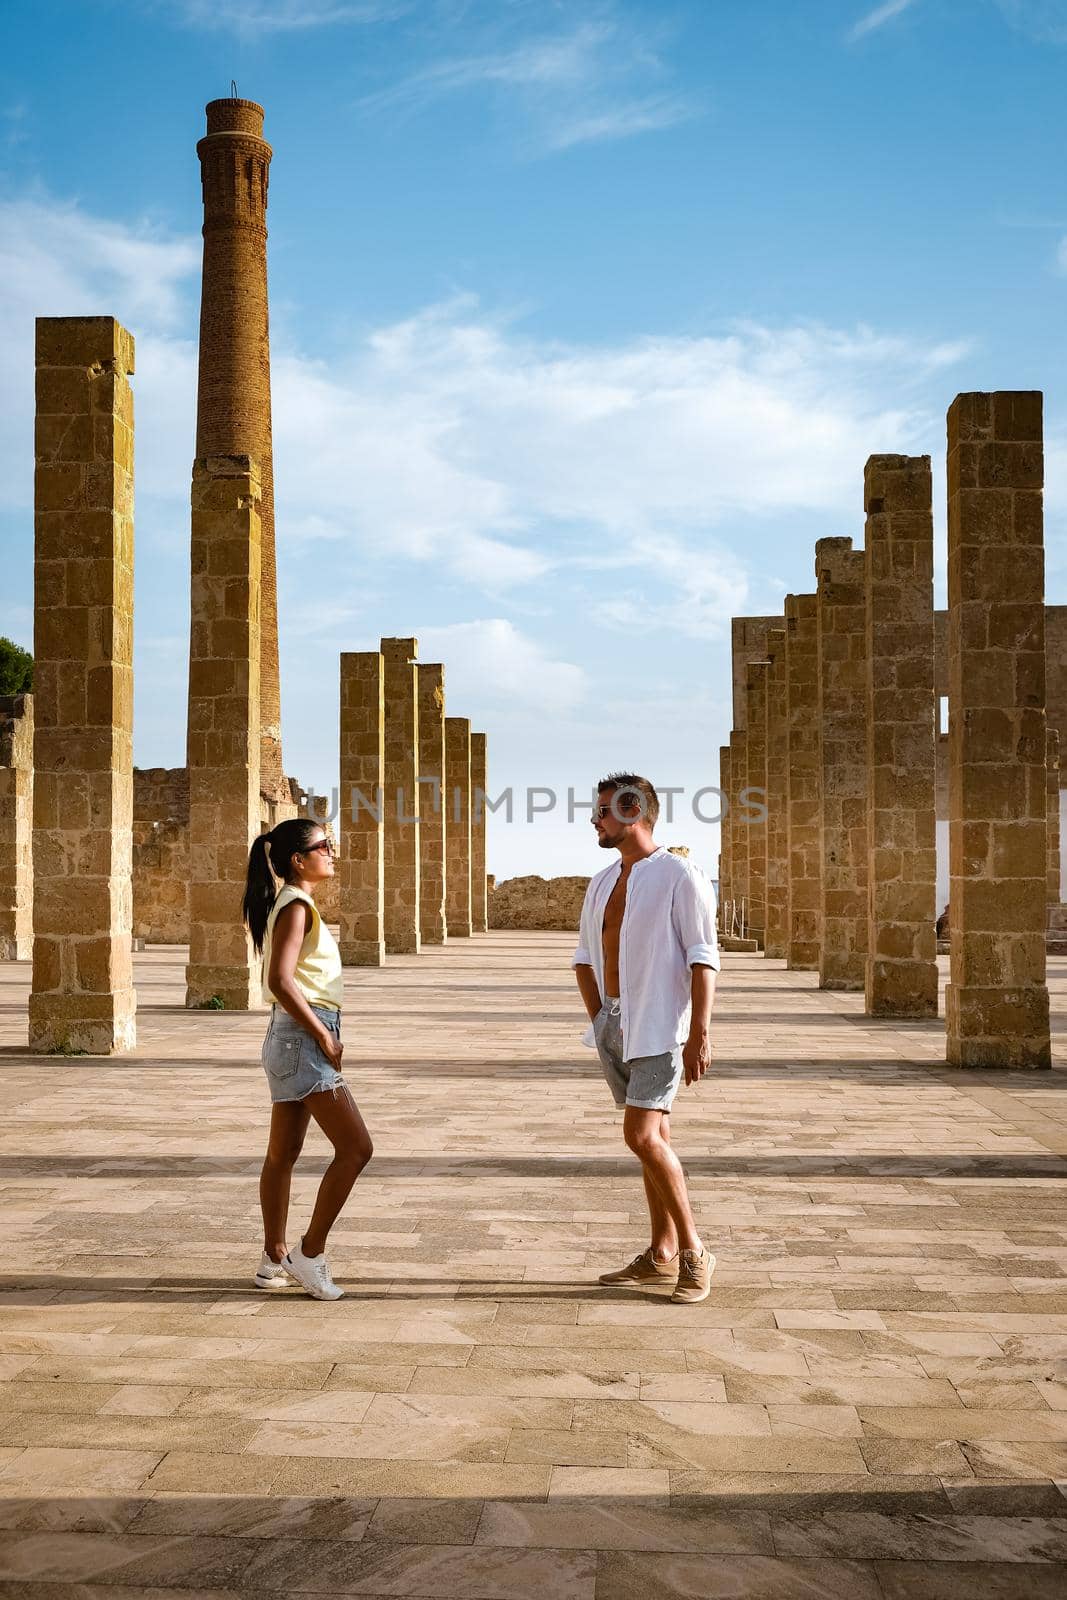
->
xmin=847 ymin=0 xmax=920 ymax=43
xmin=358 ymin=12 xmax=700 ymax=153
xmin=171 ymin=0 xmax=409 ymax=31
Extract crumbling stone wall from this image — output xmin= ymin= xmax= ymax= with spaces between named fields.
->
xmin=0 ymin=693 xmax=33 ymax=960
xmin=489 ymin=875 xmax=589 ymax=931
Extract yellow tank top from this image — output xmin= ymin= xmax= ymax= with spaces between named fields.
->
xmin=262 ymin=885 xmax=343 ymax=1011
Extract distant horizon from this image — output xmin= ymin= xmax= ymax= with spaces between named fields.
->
xmin=3 ymin=0 xmax=1065 ymax=883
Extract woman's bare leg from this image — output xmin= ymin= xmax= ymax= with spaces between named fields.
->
xmin=260 ymin=1101 xmax=312 ymax=1261
xmin=300 ymin=1085 xmax=373 ymax=1258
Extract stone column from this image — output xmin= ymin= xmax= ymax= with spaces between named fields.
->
xmin=195 ymin=98 xmax=285 ymax=803
xmin=816 ymin=537 xmax=868 ymax=990
xmin=1048 ymin=731 xmax=1061 ymax=910
xmin=417 ymin=663 xmax=447 ymax=944
xmin=185 ymin=456 xmax=262 ymax=1009
xmin=945 ymin=391 xmax=1050 ymax=1068
xmin=29 ymin=316 xmax=136 ymax=1053
xmin=381 ymin=637 xmax=420 ymax=955
xmin=471 ymin=732 xmax=488 ymax=934
xmin=339 ymin=651 xmax=385 ymax=966
xmin=729 ymin=729 xmax=748 ymax=932
xmin=785 ymin=593 xmax=821 ymax=970
xmin=764 ymin=630 xmax=789 ymax=959
xmin=745 ymin=662 xmax=770 ymax=946
xmin=717 ymin=743 xmax=731 ymax=915
xmin=445 ymin=715 xmax=472 ymax=937
xmin=864 ymin=454 xmax=939 ymax=1017
xmin=0 ymin=694 xmax=33 ymax=960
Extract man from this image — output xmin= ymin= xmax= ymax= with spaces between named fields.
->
xmin=573 ymin=773 xmax=719 ymax=1304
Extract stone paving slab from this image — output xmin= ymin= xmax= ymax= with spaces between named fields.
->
xmin=0 ymin=932 xmax=1065 ymax=1598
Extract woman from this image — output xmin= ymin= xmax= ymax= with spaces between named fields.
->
xmin=242 ymin=818 xmax=372 ymax=1301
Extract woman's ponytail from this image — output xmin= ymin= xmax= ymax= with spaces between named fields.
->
xmin=242 ymin=831 xmax=277 ymax=955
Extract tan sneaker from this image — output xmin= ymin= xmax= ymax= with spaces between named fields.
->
xmin=598 ymin=1248 xmax=679 ymax=1286
xmin=670 ymin=1248 xmax=715 ymax=1304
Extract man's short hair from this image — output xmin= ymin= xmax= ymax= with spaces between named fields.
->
xmin=598 ymin=772 xmax=659 ymax=830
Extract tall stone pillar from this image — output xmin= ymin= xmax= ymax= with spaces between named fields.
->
xmin=816 ymin=538 xmax=868 ymax=990
xmin=29 ymin=316 xmax=136 ymax=1053
xmin=339 ymin=651 xmax=385 ymax=966
xmin=471 ymin=732 xmax=488 ymax=934
xmin=745 ymin=662 xmax=770 ymax=946
xmin=717 ymin=743 xmax=731 ymax=914
xmin=729 ymin=729 xmax=748 ymax=932
xmin=381 ymin=637 xmax=420 ymax=955
xmin=864 ymin=454 xmax=938 ymax=1018
xmin=417 ymin=663 xmax=447 ymax=945
xmin=1048 ymin=731 xmax=1061 ymax=910
xmin=195 ymin=97 xmax=285 ymax=803
xmin=445 ymin=716 xmax=473 ymax=937
xmin=185 ymin=457 xmax=262 ymax=1009
xmin=0 ymin=694 xmax=33 ymax=960
xmin=764 ymin=630 xmax=789 ymax=959
xmin=945 ymin=392 xmax=1050 ymax=1068
xmin=785 ymin=593 xmax=821 ymax=970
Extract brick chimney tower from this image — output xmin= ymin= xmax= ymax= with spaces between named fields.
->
xmin=192 ymin=96 xmax=285 ymax=802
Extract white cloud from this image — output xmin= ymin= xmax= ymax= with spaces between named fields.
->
xmin=358 ymin=13 xmax=699 ymax=154
xmin=417 ymin=619 xmax=586 ymax=713
xmin=171 ymin=0 xmax=409 ymax=31
xmin=847 ymin=0 xmax=920 ymax=43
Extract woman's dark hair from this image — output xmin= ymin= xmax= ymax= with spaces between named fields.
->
xmin=242 ymin=818 xmax=323 ymax=954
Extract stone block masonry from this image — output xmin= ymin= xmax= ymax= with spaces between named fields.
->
xmin=0 ymin=694 xmax=33 ymax=960
xmin=717 ymin=743 xmax=731 ymax=913
xmin=381 ymin=637 xmax=420 ymax=956
xmin=945 ymin=392 xmax=1050 ymax=1068
xmin=816 ymin=538 xmax=869 ymax=990
xmin=745 ymin=661 xmax=771 ymax=946
xmin=764 ymin=631 xmax=789 ymax=960
xmin=864 ymin=454 xmax=939 ymax=1018
xmin=29 ymin=316 xmax=136 ymax=1054
xmin=185 ymin=457 xmax=262 ymax=1010
xmin=417 ymin=663 xmax=447 ymax=945
xmin=784 ymin=593 xmax=821 ymax=970
xmin=195 ymin=98 xmax=285 ymax=804
xmin=339 ymin=651 xmax=385 ymax=967
xmin=471 ymin=732 xmax=488 ymax=934
xmin=728 ymin=730 xmax=748 ymax=924
xmin=445 ymin=716 xmax=473 ymax=938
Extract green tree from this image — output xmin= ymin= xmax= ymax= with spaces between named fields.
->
xmin=0 ymin=637 xmax=33 ymax=695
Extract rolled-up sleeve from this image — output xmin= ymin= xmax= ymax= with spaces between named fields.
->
xmin=571 ymin=883 xmax=593 ymax=968
xmin=671 ymin=868 xmax=721 ymax=971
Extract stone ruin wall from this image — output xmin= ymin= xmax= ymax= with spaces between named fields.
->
xmin=488 ymin=875 xmax=590 ymax=931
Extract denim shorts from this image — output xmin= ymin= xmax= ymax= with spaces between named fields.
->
xmin=593 ymin=998 xmax=683 ymax=1112
xmin=261 ymin=1005 xmax=343 ymax=1103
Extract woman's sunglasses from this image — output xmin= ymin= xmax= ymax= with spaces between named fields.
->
xmin=298 ymin=838 xmax=334 ymax=857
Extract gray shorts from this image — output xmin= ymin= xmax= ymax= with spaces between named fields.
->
xmin=593 ymin=999 xmax=683 ymax=1112
xmin=262 ymin=1005 xmax=343 ymax=1103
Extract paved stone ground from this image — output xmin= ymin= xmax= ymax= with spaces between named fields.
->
xmin=0 ymin=931 xmax=1065 ymax=1598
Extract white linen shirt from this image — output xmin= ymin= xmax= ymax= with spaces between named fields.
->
xmin=571 ymin=847 xmax=721 ymax=1060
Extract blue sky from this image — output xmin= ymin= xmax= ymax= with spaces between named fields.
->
xmin=2 ymin=0 xmax=1065 ymax=880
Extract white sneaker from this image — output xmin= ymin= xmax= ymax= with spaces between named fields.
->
xmin=283 ymin=1242 xmax=344 ymax=1301
xmin=254 ymin=1252 xmax=289 ymax=1289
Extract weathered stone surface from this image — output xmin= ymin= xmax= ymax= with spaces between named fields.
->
xmin=728 ymin=729 xmax=748 ymax=933
xmin=471 ymin=732 xmax=488 ymax=935
xmin=29 ymin=316 xmax=136 ymax=1054
xmin=745 ymin=662 xmax=770 ymax=948
xmin=185 ymin=457 xmax=262 ymax=1010
xmin=382 ymin=637 xmax=420 ymax=956
xmin=764 ymin=631 xmax=789 ymax=960
xmin=945 ymin=393 xmax=1051 ymax=1068
xmin=339 ymin=651 xmax=385 ymax=967
xmin=0 ymin=693 xmax=33 ymax=961
xmin=417 ymin=663 xmax=447 ymax=946
xmin=864 ymin=455 xmax=938 ymax=1018
xmin=445 ymin=715 xmax=472 ymax=938
xmin=731 ymin=615 xmax=779 ymax=728
xmin=816 ymin=539 xmax=869 ymax=991
xmin=195 ymin=98 xmax=284 ymax=804
xmin=784 ymin=593 xmax=821 ymax=972
xmin=717 ymin=743 xmax=731 ymax=916
xmin=488 ymin=875 xmax=589 ymax=930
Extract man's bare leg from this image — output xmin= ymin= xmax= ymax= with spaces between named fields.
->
xmin=642 ymin=1113 xmax=679 ymax=1261
xmin=624 ymin=1107 xmax=701 ymax=1256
